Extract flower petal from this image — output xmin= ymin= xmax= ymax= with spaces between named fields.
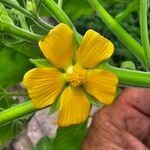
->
xmin=58 ymin=86 xmax=90 ymax=126
xmin=39 ymin=23 xmax=73 ymax=69
xmin=23 ymin=68 xmax=65 ymax=108
xmin=83 ymin=69 xmax=118 ymax=105
xmin=76 ymin=29 xmax=114 ymax=68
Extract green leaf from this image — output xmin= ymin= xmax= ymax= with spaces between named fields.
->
xmin=53 ymin=122 xmax=87 ymax=150
xmin=0 ymin=3 xmax=14 ymax=24
xmin=0 ymin=88 xmax=6 ymax=104
xmin=0 ymin=95 xmax=31 ymax=147
xmin=0 ymin=94 xmax=15 ymax=110
xmin=30 ymin=58 xmax=52 ymax=67
xmin=0 ymin=47 xmax=32 ymax=88
xmin=13 ymin=42 xmax=43 ymax=58
xmin=27 ymin=0 xmax=36 ymax=13
xmin=8 ymin=0 xmax=30 ymax=31
xmin=62 ymin=0 xmax=93 ymax=20
xmin=0 ymin=117 xmax=28 ymax=146
xmin=116 ymin=87 xmax=122 ymax=96
xmin=26 ymin=17 xmax=48 ymax=35
xmin=88 ymin=95 xmax=101 ymax=107
xmin=49 ymin=97 xmax=60 ymax=115
xmin=3 ymin=36 xmax=43 ymax=58
xmin=36 ymin=136 xmax=53 ymax=150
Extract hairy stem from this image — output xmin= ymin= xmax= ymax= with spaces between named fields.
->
xmin=100 ymin=63 xmax=150 ymax=87
xmin=140 ymin=0 xmax=150 ymax=70
xmin=42 ymin=0 xmax=82 ymax=42
xmin=0 ymin=101 xmax=36 ymax=125
xmin=43 ymin=0 xmax=73 ymax=29
xmin=1 ymin=64 xmax=150 ymax=125
xmin=0 ymin=22 xmax=43 ymax=42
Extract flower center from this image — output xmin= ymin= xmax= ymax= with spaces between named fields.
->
xmin=66 ymin=65 xmax=87 ymax=87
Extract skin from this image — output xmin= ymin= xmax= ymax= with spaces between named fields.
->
xmin=83 ymin=88 xmax=150 ymax=150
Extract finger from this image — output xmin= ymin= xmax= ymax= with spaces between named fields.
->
xmin=109 ymin=101 xmax=150 ymax=144
xmin=84 ymin=114 xmax=149 ymax=150
xmin=111 ymin=89 xmax=150 ymax=148
xmin=83 ymin=88 xmax=150 ymax=149
xmin=118 ymin=88 xmax=150 ymax=116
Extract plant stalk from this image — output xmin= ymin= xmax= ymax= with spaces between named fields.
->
xmin=42 ymin=0 xmax=74 ymax=29
xmin=42 ymin=0 xmax=82 ymax=42
xmin=100 ymin=63 xmax=150 ymax=87
xmin=0 ymin=22 xmax=43 ymax=42
xmin=0 ymin=101 xmax=37 ymax=126
xmin=140 ymin=0 xmax=150 ymax=70
xmin=1 ymin=64 xmax=150 ymax=125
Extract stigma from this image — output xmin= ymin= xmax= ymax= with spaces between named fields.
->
xmin=65 ymin=65 xmax=87 ymax=87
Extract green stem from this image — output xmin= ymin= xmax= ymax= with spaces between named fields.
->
xmin=36 ymin=0 xmax=42 ymax=13
xmin=1 ymin=64 xmax=150 ymax=125
xmin=88 ymin=0 xmax=146 ymax=68
xmin=19 ymin=14 xmax=30 ymax=31
xmin=100 ymin=63 xmax=150 ymax=87
xmin=43 ymin=0 xmax=73 ymax=29
xmin=0 ymin=65 xmax=150 ymax=126
xmin=0 ymin=22 xmax=43 ymax=42
xmin=0 ymin=101 xmax=37 ymax=125
xmin=140 ymin=0 xmax=150 ymax=70
xmin=42 ymin=0 xmax=82 ymax=42
xmin=0 ymin=0 xmax=53 ymax=30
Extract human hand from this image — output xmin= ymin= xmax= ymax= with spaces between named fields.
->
xmin=83 ymin=88 xmax=150 ymax=150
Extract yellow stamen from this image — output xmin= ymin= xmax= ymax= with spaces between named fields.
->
xmin=65 ymin=65 xmax=87 ymax=87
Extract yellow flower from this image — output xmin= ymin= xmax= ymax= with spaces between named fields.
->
xmin=23 ymin=23 xmax=118 ymax=127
